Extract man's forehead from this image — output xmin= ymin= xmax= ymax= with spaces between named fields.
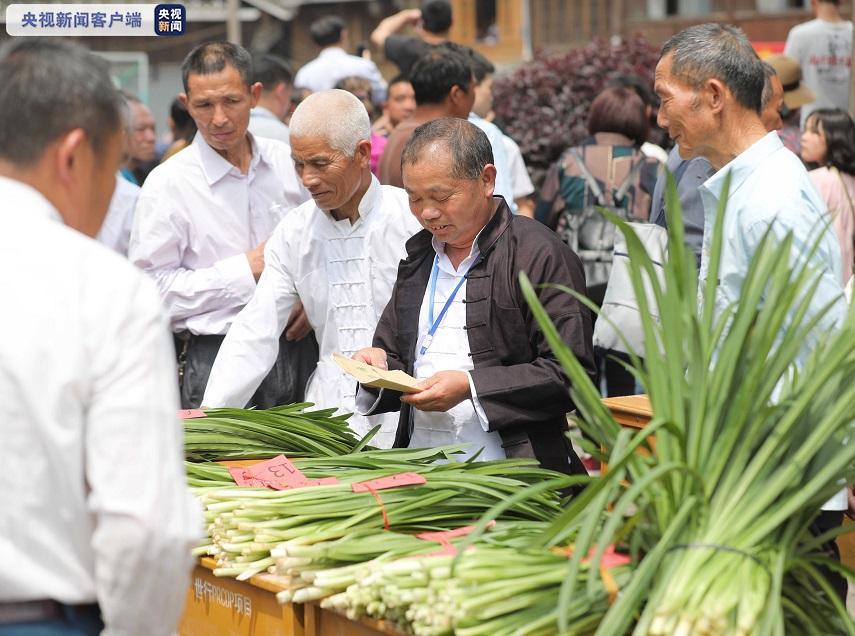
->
xmin=186 ymin=66 xmax=248 ymax=94
xmin=290 ymin=135 xmax=339 ymax=156
xmin=653 ymin=55 xmax=671 ymax=85
xmin=131 ymin=101 xmax=154 ymax=120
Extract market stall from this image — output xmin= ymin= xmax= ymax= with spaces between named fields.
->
xmin=177 ymin=397 xmax=643 ymax=636
xmin=179 ymin=557 xmax=401 ymax=636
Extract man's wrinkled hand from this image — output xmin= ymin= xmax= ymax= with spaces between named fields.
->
xmin=285 ymin=301 xmax=312 ymax=341
xmin=352 ymin=347 xmax=388 ymax=370
xmin=401 ymin=371 xmax=471 ymax=412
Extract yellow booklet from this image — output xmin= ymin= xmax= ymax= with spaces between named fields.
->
xmin=332 ymin=353 xmax=423 ymax=394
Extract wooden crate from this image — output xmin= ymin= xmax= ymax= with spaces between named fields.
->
xmin=179 ymin=558 xmax=305 ymax=636
xmin=179 ymin=557 xmax=402 ymax=636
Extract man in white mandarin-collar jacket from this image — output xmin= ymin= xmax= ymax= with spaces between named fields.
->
xmin=203 ymin=90 xmax=420 ymax=448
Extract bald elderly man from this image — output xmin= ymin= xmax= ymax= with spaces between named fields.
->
xmin=203 ymin=90 xmax=421 ymax=448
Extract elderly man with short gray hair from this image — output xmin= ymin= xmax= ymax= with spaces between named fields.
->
xmin=203 ymin=89 xmax=421 ymax=448
xmin=655 ymin=22 xmax=848 ymax=601
xmin=354 ymin=118 xmax=595 ymax=474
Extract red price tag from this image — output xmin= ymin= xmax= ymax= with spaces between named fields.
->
xmin=416 ymin=520 xmax=496 ymax=543
xmin=178 ymin=409 xmax=207 ymax=419
xmin=351 ymin=472 xmax=426 ymax=493
xmin=228 ymin=467 xmax=268 ymax=488
xmin=248 ymin=455 xmax=312 ymax=490
xmin=598 ymin=545 xmax=631 ymax=569
xmin=228 ymin=456 xmax=342 ymax=490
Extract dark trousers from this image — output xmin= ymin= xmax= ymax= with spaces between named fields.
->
xmin=177 ymin=331 xmax=318 ymax=409
xmin=0 ymin=603 xmax=102 ymax=636
xmin=588 ymin=283 xmax=638 ymax=398
xmin=598 ymin=351 xmax=637 ymax=397
xmin=809 ymin=510 xmax=848 ymax=605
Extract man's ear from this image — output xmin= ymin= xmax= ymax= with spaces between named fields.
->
xmin=704 ymin=78 xmax=728 ymax=115
xmin=178 ymin=92 xmax=189 ymax=108
xmin=54 ymin=128 xmax=87 ymax=187
xmin=480 ymin=163 xmax=497 ymax=198
xmin=354 ymin=139 xmax=372 ymax=168
xmin=274 ymin=82 xmax=291 ymax=100
xmin=449 ymin=84 xmax=467 ymax=106
xmin=250 ymin=82 xmax=263 ymax=108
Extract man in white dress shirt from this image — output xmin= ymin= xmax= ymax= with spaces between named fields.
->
xmin=655 ymin=22 xmax=849 ymax=602
xmin=294 ymin=16 xmax=387 ymax=105
xmin=0 ymin=39 xmax=199 ymax=635
xmin=130 ymin=41 xmax=316 ymax=409
xmin=96 ymin=172 xmax=139 ymax=256
xmin=355 ymin=118 xmax=596 ymax=470
xmin=203 ymin=90 xmax=421 ymax=448
xmin=248 ymin=54 xmax=293 ymax=144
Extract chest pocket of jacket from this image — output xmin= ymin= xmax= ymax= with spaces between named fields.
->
xmin=490 ymin=305 xmax=532 ymax=363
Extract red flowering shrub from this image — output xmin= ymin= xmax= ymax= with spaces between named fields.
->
xmin=492 ymin=34 xmax=662 ymax=186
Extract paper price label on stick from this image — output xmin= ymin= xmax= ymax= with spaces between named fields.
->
xmin=352 ymin=472 xmax=427 ymax=492
xmin=249 ymin=455 xmax=312 ymax=490
xmin=178 ymin=409 xmax=207 ymax=419
xmin=416 ymin=521 xmax=496 ymax=543
xmin=332 ymin=353 xmax=422 ymax=394
xmin=228 ymin=467 xmax=268 ymax=488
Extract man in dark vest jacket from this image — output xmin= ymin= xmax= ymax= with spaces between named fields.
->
xmin=354 ymin=117 xmax=595 ymax=475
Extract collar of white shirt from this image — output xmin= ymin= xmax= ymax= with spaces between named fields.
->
xmin=193 ymin=130 xmax=271 ymax=186
xmin=318 ymin=46 xmax=347 ymax=59
xmin=702 ymin=131 xmax=782 ymax=203
xmin=1 ymin=175 xmax=63 ymax=225
xmin=251 ymin=106 xmax=279 ymax=121
xmin=322 ymin=175 xmax=384 ymax=225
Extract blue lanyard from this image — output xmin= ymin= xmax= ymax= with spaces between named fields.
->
xmin=420 ymin=254 xmax=480 ymax=356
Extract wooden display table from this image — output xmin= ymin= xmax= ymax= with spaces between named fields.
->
xmin=179 ymin=557 xmax=401 ymax=636
xmin=601 ymin=394 xmax=651 ymax=430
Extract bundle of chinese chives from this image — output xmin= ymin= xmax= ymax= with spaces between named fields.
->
xmin=183 ymin=403 xmax=369 ymax=460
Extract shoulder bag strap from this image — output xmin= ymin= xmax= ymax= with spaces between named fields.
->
xmin=614 ymin=154 xmax=648 ymax=204
xmin=569 ymin=147 xmax=606 ymax=206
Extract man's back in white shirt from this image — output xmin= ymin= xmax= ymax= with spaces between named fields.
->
xmin=785 ymin=17 xmax=852 ymax=125
xmin=295 ymin=47 xmax=387 ymax=105
xmin=0 ymin=177 xmax=200 ymax=633
xmin=96 ymin=172 xmax=139 ymax=256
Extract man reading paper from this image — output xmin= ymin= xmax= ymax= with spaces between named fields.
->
xmin=354 ymin=118 xmax=596 ymax=473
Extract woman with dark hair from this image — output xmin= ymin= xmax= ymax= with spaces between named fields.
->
xmin=536 ymin=87 xmax=659 ymax=246
xmin=535 ymin=86 xmax=660 ymax=397
xmin=801 ymin=108 xmax=855 ymax=284
xmin=160 ymin=97 xmax=197 ymax=162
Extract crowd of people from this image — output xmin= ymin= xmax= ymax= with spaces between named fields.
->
xmin=0 ymin=0 xmax=853 ymax=633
